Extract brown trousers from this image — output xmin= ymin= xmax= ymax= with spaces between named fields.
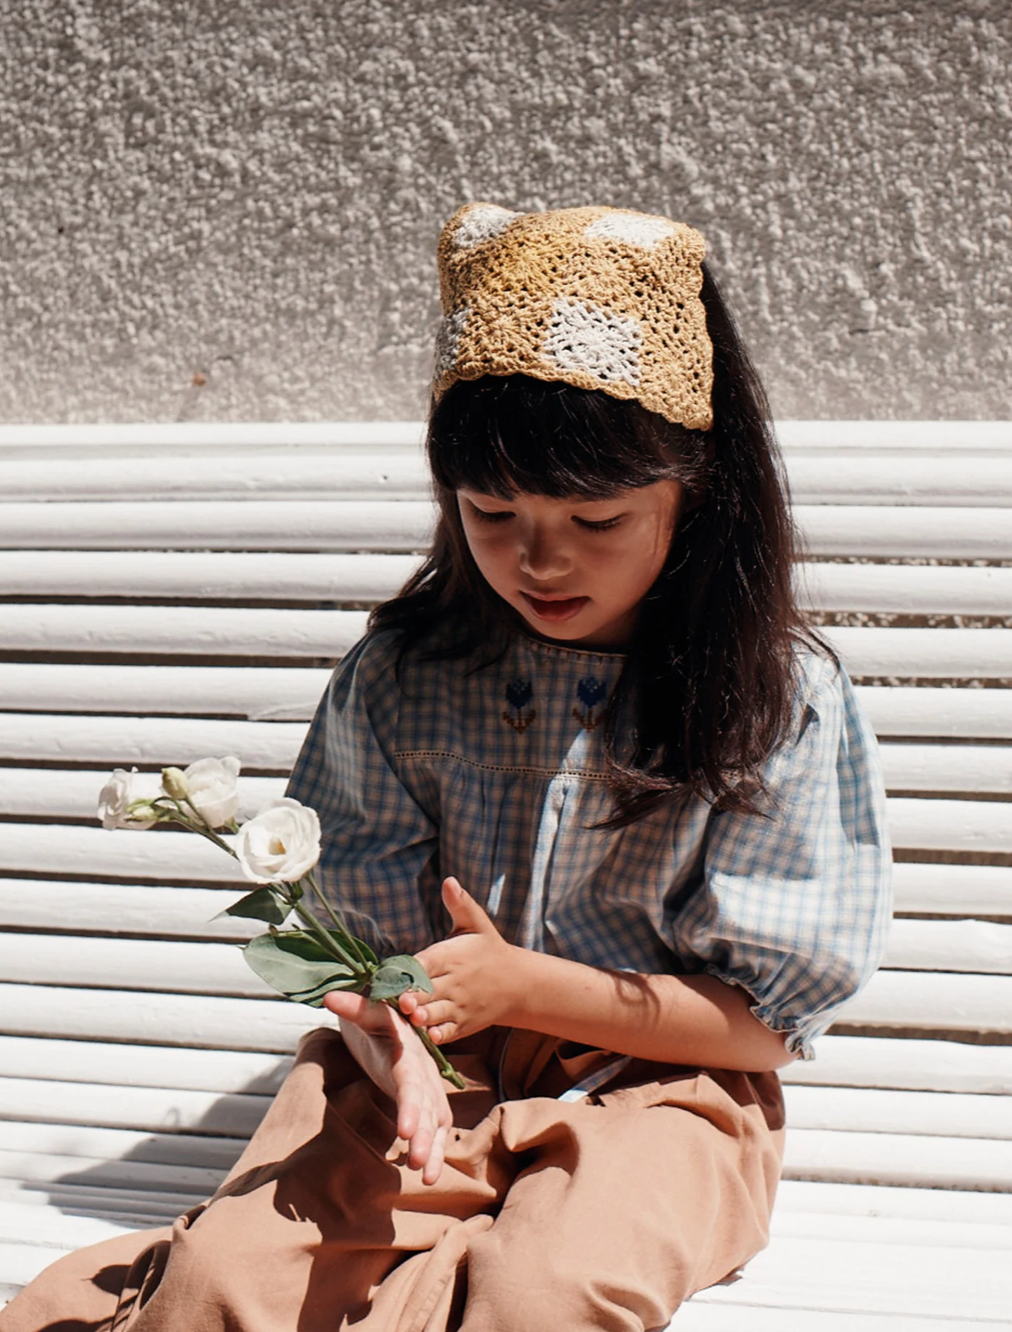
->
xmin=1 ymin=1027 xmax=784 ymax=1332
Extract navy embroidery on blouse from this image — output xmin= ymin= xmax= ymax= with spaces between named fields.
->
xmin=503 ymin=678 xmax=536 ymax=733
xmin=573 ymin=676 xmax=608 ymax=731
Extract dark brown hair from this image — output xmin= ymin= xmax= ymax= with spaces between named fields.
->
xmin=370 ymin=263 xmax=821 ymax=825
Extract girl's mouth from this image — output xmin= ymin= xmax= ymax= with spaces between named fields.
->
xmin=520 ymin=592 xmax=589 ymax=623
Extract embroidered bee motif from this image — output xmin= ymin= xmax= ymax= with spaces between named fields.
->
xmin=503 ymin=678 xmax=536 ymax=733
xmin=573 ymin=676 xmax=608 ymax=731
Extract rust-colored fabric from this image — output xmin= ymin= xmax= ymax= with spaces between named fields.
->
xmin=2 ymin=1027 xmax=784 ymax=1332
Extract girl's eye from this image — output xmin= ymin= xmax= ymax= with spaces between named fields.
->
xmin=575 ymin=515 xmax=622 ymax=531
xmin=470 ymin=506 xmax=514 ymax=524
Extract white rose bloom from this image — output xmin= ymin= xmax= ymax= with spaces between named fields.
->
xmin=236 ymin=798 xmax=321 ymax=884
xmin=97 ymin=768 xmax=156 ymax=830
xmin=182 ymin=756 xmax=242 ymax=828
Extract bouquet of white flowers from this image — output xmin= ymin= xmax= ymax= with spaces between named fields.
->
xmin=98 ymin=757 xmax=464 ymax=1088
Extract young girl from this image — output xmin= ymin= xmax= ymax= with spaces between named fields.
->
xmin=2 ymin=204 xmax=891 ymax=1332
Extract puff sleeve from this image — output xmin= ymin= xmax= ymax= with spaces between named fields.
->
xmin=675 ymin=655 xmax=893 ymax=1059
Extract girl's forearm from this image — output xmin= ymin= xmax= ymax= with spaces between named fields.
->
xmin=502 ymin=946 xmax=795 ymax=1072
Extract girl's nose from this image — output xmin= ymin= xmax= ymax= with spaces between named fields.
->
xmin=519 ymin=525 xmax=571 ymax=579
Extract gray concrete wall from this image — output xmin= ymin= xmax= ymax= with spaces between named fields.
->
xmin=2 ymin=0 xmax=1009 ymax=423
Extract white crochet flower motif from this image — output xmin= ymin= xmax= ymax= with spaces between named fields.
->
xmin=584 ymin=214 xmax=676 ymax=248
xmin=454 ymin=204 xmax=519 ymax=249
xmin=542 ymin=297 xmax=642 ymax=387
xmin=436 ymin=305 xmax=470 ymax=376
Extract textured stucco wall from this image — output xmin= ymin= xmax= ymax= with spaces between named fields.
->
xmin=2 ymin=0 xmax=1009 ymax=422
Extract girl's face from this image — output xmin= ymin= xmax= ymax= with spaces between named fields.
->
xmin=457 ymin=480 xmax=682 ymax=650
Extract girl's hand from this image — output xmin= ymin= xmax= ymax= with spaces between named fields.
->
xmin=400 ymin=877 xmax=518 ymax=1044
xmin=322 ymin=989 xmax=452 ymax=1185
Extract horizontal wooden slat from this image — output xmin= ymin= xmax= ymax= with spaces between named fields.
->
xmin=0 ymin=663 xmax=330 ymax=720
xmin=0 ymin=983 xmax=327 ymax=1051
xmin=4 ymin=802 xmax=1009 ymax=888
xmin=783 ymin=1085 xmax=1012 ymax=1140
xmin=0 ymin=715 xmax=305 ymax=767
xmin=799 ymin=562 xmax=1012 ymax=616
xmin=7 ymin=753 xmax=1012 ymax=827
xmin=0 ymin=934 xmax=271 ymax=998
xmin=3 ymin=931 xmax=1010 ymax=1039
xmin=783 ymin=1126 xmax=1012 ymax=1192
xmin=8 ymin=451 xmax=1012 ymax=506
xmin=888 ymin=796 xmax=1012 ymax=854
xmin=5 ymin=668 xmax=1012 ymax=744
xmin=9 ymin=610 xmax=1012 ymax=679
xmin=4 ymin=418 xmax=1008 ymax=453
xmin=0 ymin=1037 xmax=291 ymax=1095
xmin=0 ymin=1077 xmax=269 ymax=1137
xmin=0 ymin=454 xmax=430 ymax=501
xmin=0 ymin=824 xmax=247 ymax=883
xmin=0 ymin=1147 xmax=227 ymax=1196
xmin=840 ymin=968 xmax=1012 ymax=1036
xmin=0 ymin=771 xmax=286 ymax=822
xmin=794 ymin=506 xmax=1012 ymax=559
xmin=0 ymin=501 xmax=435 ymax=551
xmin=781 ymin=1034 xmax=1012 ymax=1096
xmin=0 ymin=551 xmax=420 ymax=601
xmin=0 ymin=421 xmax=425 ymax=452
xmin=825 ymin=626 xmax=1012 ymax=679
xmin=0 ymin=605 xmax=368 ymax=658
xmin=855 ymin=686 xmax=1012 ymax=741
xmin=884 ymin=918 xmax=1012 ymax=974
xmin=892 ymin=861 xmax=1012 ymax=916
xmin=7 ymin=551 xmax=1010 ymax=618
xmin=0 ymin=879 xmax=261 ymax=938
xmin=684 ymin=1225 xmax=1012 ymax=1324
xmin=3 ymin=503 xmax=1012 ymax=560
xmin=774 ymin=1178 xmax=1012 ymax=1224
xmin=879 ymin=743 xmax=1012 ymax=794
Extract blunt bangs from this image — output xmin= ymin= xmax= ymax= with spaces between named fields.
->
xmin=427 ymin=374 xmax=702 ymax=500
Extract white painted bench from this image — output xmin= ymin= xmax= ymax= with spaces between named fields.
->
xmin=1 ymin=421 xmax=1011 ymax=1330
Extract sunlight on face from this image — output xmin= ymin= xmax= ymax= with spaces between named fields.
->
xmin=457 ymin=481 xmax=682 ymax=650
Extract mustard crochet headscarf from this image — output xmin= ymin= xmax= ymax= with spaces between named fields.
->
xmin=434 ymin=202 xmax=713 ymax=431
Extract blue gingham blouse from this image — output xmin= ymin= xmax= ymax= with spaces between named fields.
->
xmin=286 ymin=629 xmax=892 ymax=1058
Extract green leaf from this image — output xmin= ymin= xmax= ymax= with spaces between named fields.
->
xmin=218 ymin=886 xmax=291 ymax=925
xmin=242 ymin=930 xmax=363 ymax=1007
xmin=369 ymin=954 xmax=434 ymax=1002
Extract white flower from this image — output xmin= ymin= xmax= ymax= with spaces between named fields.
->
xmin=180 ymin=756 xmax=241 ymax=829
xmin=235 ymin=798 xmax=321 ymax=884
xmin=98 ymin=768 xmax=157 ymax=830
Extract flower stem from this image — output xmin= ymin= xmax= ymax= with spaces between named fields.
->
xmin=383 ymin=1000 xmax=466 ymax=1089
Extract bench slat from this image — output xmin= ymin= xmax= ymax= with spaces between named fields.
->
xmin=4 ymin=1075 xmax=1008 ymax=1145
xmin=4 ymin=502 xmax=1012 ymax=560
xmin=2 ymin=936 xmax=1010 ymax=1032
xmin=4 ymin=667 xmax=1011 ymax=743
xmin=795 ymin=506 xmax=1012 ymax=559
xmin=11 ymin=551 xmax=1012 ymax=619
xmin=4 ymin=800 xmax=1010 ymax=885
xmin=783 ymin=1085 xmax=1012 ymax=1139
xmin=799 ymin=563 xmax=1012 ymax=616
xmin=0 ymin=983 xmax=327 ymax=1051
xmin=0 ymin=663 xmax=331 ymax=719
xmin=781 ymin=1034 xmax=1012 ymax=1096
xmin=885 ymin=919 xmax=1012 ymax=974
xmin=5 ymin=867 xmax=1008 ymax=942
xmin=784 ymin=1128 xmax=1012 ymax=1192
xmin=0 ymin=550 xmax=420 ymax=601
xmin=0 ymin=1077 xmax=269 ymax=1137
xmin=0 ymin=606 xmax=368 ymax=659
xmin=0 ymin=716 xmax=304 ymax=769
xmin=0 ymin=1037 xmax=290 ymax=1094
xmin=842 ymin=969 xmax=1012 ymax=1036
xmin=0 ymin=501 xmax=436 ymax=551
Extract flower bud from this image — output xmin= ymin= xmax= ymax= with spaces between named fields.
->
xmin=161 ymin=766 xmax=190 ymax=801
